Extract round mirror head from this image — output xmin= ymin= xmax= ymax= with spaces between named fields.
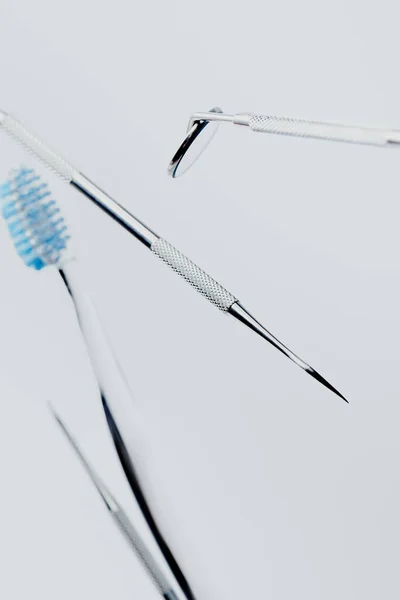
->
xmin=168 ymin=107 xmax=222 ymax=178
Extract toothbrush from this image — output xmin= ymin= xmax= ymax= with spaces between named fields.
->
xmin=51 ymin=407 xmax=179 ymax=600
xmin=0 ymin=109 xmax=346 ymax=402
xmin=0 ymin=166 xmax=196 ymax=600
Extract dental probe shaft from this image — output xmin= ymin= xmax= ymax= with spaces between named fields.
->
xmin=52 ymin=408 xmax=179 ymax=600
xmin=0 ymin=110 xmax=346 ymax=401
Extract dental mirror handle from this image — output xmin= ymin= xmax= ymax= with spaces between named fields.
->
xmin=244 ymin=113 xmax=400 ymax=146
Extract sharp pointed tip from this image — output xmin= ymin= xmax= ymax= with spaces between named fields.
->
xmin=337 ymin=392 xmax=349 ymax=404
xmin=226 ymin=303 xmax=349 ymax=403
xmin=307 ymin=368 xmax=348 ymax=403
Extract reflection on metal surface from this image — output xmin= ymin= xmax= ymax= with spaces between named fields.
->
xmin=168 ymin=107 xmax=400 ymax=176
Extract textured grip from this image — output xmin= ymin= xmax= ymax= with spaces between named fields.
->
xmin=151 ymin=238 xmax=237 ymax=311
xmin=249 ymin=114 xmax=391 ymax=146
xmin=114 ymin=509 xmax=175 ymax=597
xmin=1 ymin=114 xmax=76 ymax=181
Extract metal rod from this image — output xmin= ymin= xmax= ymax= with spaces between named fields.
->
xmin=0 ymin=109 xmax=347 ymax=402
xmin=51 ymin=407 xmax=180 ymax=600
xmin=71 ymin=173 xmax=159 ymax=248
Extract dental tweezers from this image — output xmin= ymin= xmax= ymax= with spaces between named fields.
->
xmin=168 ymin=106 xmax=400 ymax=177
xmin=51 ymin=408 xmax=180 ymax=600
xmin=0 ymin=109 xmax=346 ymax=401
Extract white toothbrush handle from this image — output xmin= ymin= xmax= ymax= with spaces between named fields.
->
xmin=59 ymin=260 xmax=197 ymax=600
xmin=60 ymin=260 xmax=147 ymax=458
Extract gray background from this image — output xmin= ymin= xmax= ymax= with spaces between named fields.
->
xmin=0 ymin=1 xmax=399 ymax=598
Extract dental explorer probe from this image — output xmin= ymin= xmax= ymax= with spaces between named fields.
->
xmin=0 ymin=109 xmax=346 ymax=402
xmin=51 ymin=407 xmax=180 ymax=600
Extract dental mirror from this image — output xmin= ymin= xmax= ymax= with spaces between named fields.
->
xmin=168 ymin=107 xmax=222 ymax=178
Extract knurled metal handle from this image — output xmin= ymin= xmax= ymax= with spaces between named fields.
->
xmin=248 ymin=113 xmax=395 ymax=146
xmin=151 ymin=238 xmax=237 ymax=311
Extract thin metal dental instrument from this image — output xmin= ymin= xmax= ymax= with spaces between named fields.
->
xmin=168 ymin=106 xmax=400 ymax=177
xmin=0 ymin=166 xmax=195 ymax=600
xmin=0 ymin=109 xmax=346 ymax=402
xmin=51 ymin=407 xmax=180 ymax=600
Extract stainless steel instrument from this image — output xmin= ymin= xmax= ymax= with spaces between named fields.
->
xmin=168 ymin=106 xmax=400 ymax=177
xmin=52 ymin=408 xmax=180 ymax=600
xmin=0 ymin=109 xmax=346 ymax=402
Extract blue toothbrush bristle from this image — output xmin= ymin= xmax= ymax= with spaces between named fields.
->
xmin=0 ymin=167 xmax=70 ymax=270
